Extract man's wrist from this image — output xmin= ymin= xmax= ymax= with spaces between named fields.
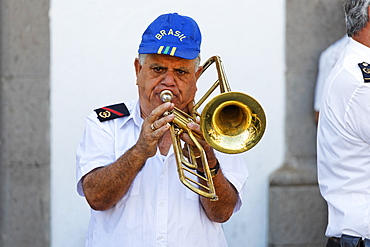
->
xmin=197 ymin=160 xmax=220 ymax=178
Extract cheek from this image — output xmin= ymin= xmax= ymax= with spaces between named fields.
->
xmin=137 ymin=75 xmax=155 ymax=94
xmin=137 ymin=80 xmax=153 ymax=104
xmin=189 ymin=85 xmax=198 ymax=97
xmin=181 ymin=83 xmax=197 ymax=101
xmin=188 ymin=81 xmax=198 ymax=94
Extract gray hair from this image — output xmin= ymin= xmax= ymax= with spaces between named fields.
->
xmin=344 ymin=0 xmax=370 ymax=37
xmin=138 ymin=54 xmax=201 ymax=69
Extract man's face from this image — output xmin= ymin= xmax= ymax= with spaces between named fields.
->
xmin=134 ymin=54 xmax=202 ymax=117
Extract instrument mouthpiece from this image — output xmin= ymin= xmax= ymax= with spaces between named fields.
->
xmin=160 ymin=90 xmax=173 ymax=102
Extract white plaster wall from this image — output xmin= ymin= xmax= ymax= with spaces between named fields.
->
xmin=50 ymin=1 xmax=285 ymax=246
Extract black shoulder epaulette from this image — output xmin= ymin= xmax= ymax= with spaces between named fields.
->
xmin=358 ymin=62 xmax=370 ymax=83
xmin=94 ymin=103 xmax=130 ymax=122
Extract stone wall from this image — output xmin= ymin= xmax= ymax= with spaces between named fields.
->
xmin=0 ymin=0 xmax=50 ymax=246
xmin=269 ymin=1 xmax=346 ymax=246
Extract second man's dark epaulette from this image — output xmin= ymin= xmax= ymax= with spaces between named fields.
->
xmin=358 ymin=62 xmax=370 ymax=83
xmin=94 ymin=103 xmax=130 ymax=122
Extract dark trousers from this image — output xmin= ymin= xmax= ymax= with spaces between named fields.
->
xmin=327 ymin=237 xmax=340 ymax=247
xmin=326 ymin=235 xmax=370 ymax=247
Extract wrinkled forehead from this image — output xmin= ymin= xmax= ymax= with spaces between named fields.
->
xmin=144 ymin=54 xmax=197 ymax=68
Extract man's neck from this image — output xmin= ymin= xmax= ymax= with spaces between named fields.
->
xmin=353 ymin=22 xmax=370 ymax=48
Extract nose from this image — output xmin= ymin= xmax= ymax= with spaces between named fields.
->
xmin=161 ymin=71 xmax=176 ymax=86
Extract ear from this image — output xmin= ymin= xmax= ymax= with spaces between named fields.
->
xmin=134 ymin=58 xmax=142 ymax=77
xmin=195 ymin=66 xmax=203 ymax=80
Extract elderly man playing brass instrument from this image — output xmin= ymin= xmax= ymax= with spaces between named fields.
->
xmin=76 ymin=13 xmax=250 ymax=247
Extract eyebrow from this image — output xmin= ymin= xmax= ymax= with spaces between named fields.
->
xmin=149 ymin=63 xmax=190 ymax=73
xmin=149 ymin=63 xmax=165 ymax=68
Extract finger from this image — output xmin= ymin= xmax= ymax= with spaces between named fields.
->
xmin=186 ymin=121 xmax=202 ymax=137
xmin=182 ymin=145 xmax=190 ymax=159
xmin=180 ymin=132 xmax=195 ymax=146
xmin=152 ymin=122 xmax=171 ymax=136
xmin=150 ymin=123 xmax=157 ymax=131
xmin=181 ymin=144 xmax=201 ymax=161
xmin=146 ymin=102 xmax=174 ymax=134
xmin=180 ymin=132 xmax=208 ymax=156
xmin=147 ymin=102 xmax=174 ymax=122
xmin=157 ymin=113 xmax=175 ymax=128
xmin=150 ymin=114 xmax=174 ymax=132
xmin=183 ymin=123 xmax=216 ymax=160
xmin=181 ymin=122 xmax=204 ymax=147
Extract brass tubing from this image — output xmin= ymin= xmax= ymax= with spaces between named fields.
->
xmin=159 ymin=55 xmax=266 ymax=200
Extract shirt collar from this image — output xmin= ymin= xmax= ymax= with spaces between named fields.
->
xmin=119 ymin=99 xmax=143 ymax=129
xmin=348 ymin=38 xmax=370 ymax=61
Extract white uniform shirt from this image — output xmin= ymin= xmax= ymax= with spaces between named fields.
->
xmin=317 ymin=38 xmax=370 ymax=238
xmin=314 ymin=35 xmax=350 ymax=112
xmin=76 ymin=99 xmax=248 ymax=247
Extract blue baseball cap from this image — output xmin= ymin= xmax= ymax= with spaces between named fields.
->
xmin=138 ymin=13 xmax=201 ymax=60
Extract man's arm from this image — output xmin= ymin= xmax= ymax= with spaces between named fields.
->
xmin=82 ymin=145 xmax=148 ymax=211
xmin=200 ymin=162 xmax=239 ymax=223
xmin=184 ymin=122 xmax=239 ymax=223
xmin=81 ymin=102 xmax=175 ymax=211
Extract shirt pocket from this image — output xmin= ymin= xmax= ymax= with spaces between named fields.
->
xmin=115 ymin=171 xmax=143 ymax=208
xmin=128 ymin=170 xmax=142 ymax=196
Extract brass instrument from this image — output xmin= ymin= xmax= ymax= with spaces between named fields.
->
xmin=160 ymin=55 xmax=266 ymax=201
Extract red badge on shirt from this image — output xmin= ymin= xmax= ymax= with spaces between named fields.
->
xmin=94 ymin=103 xmax=130 ymax=122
